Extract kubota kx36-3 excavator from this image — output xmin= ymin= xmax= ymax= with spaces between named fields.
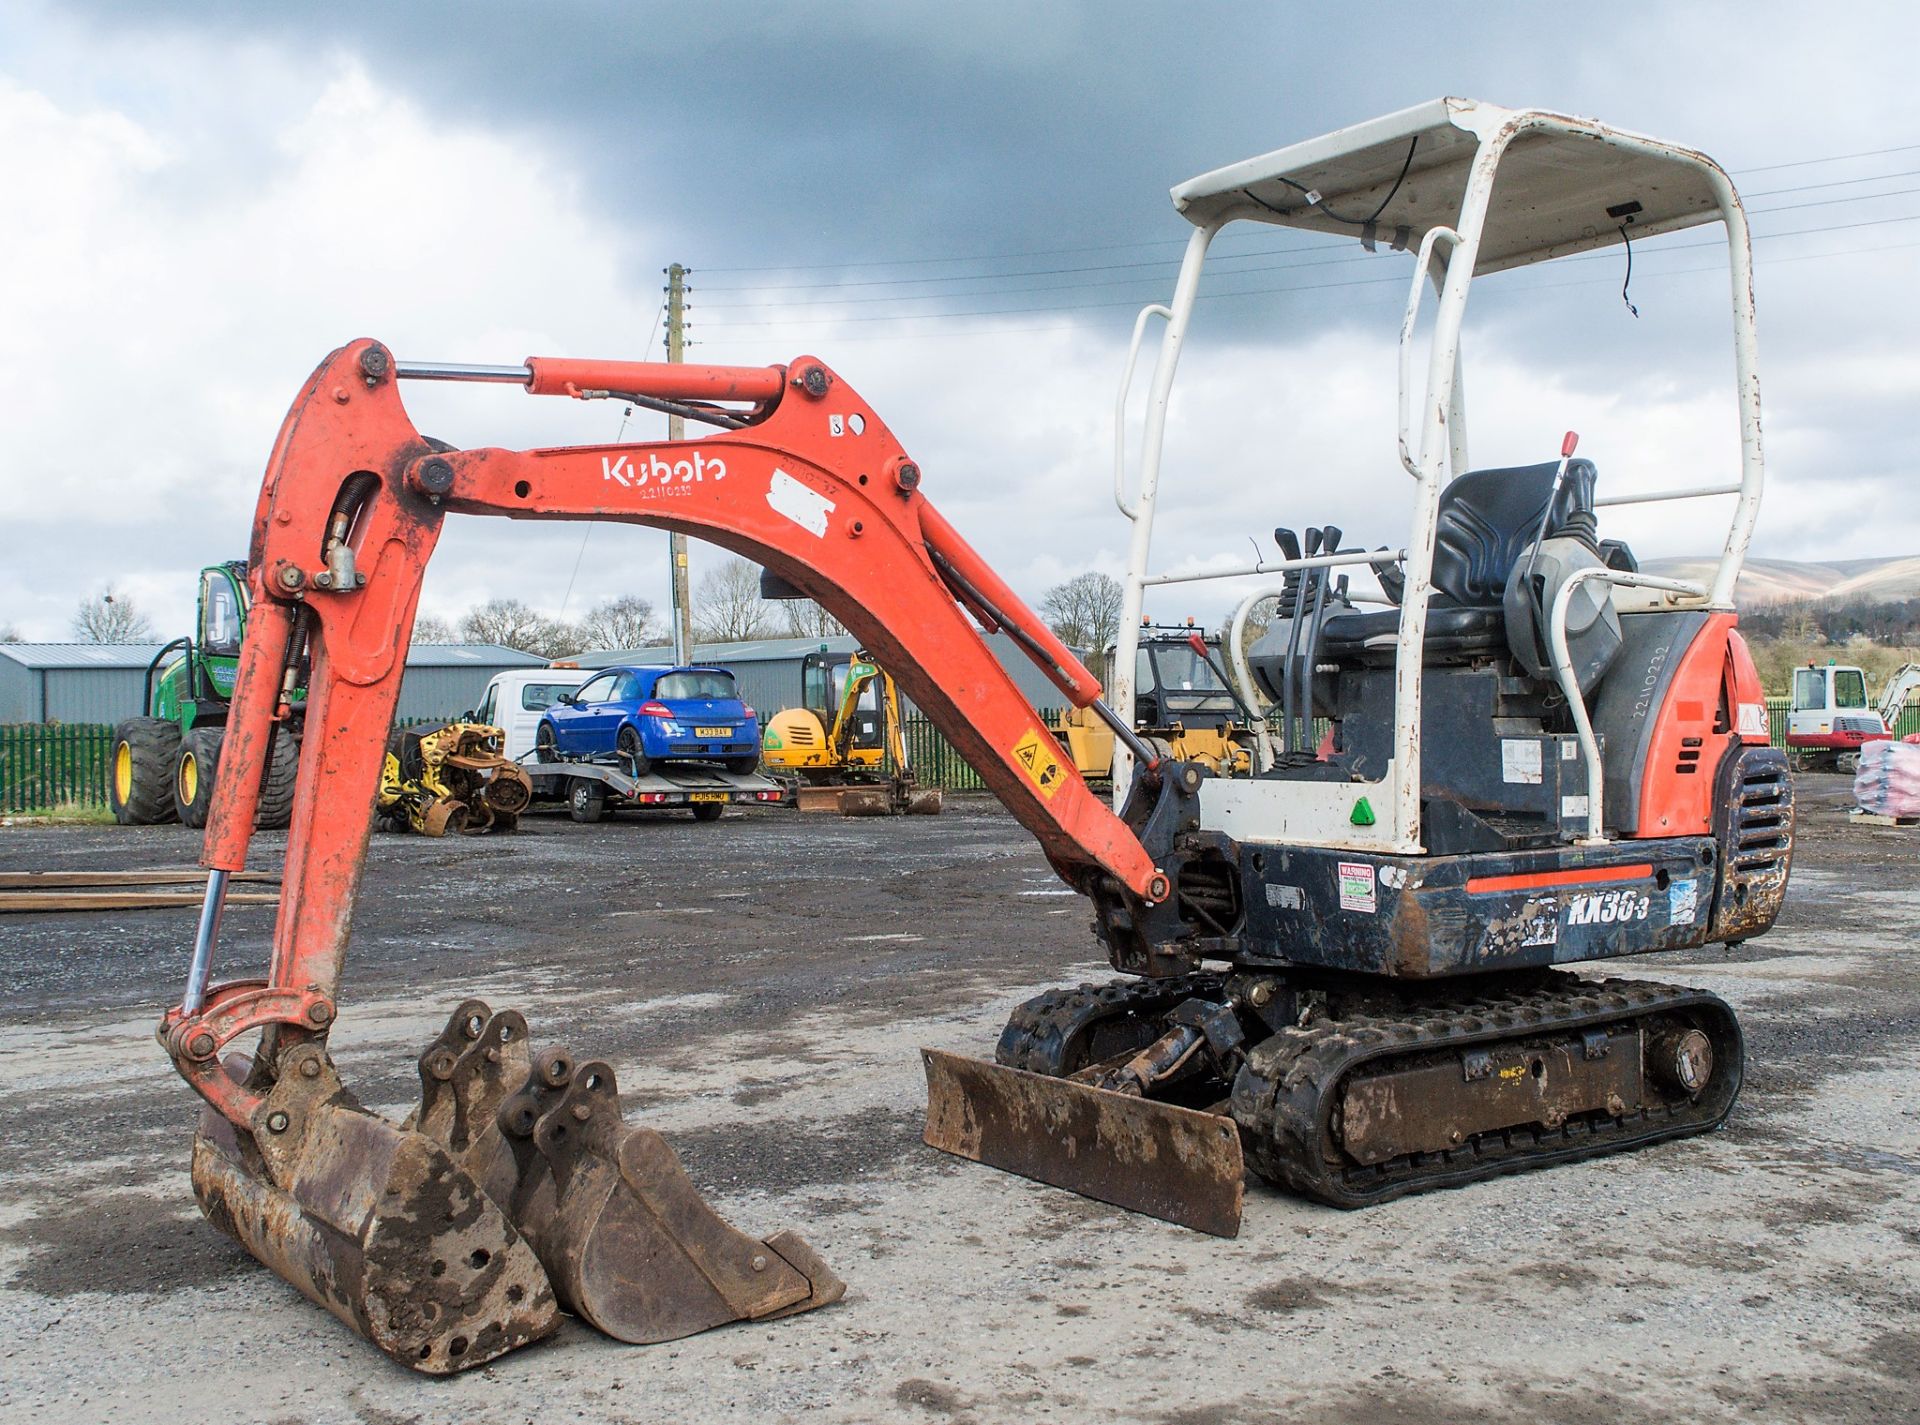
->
xmin=160 ymin=100 xmax=1792 ymax=1374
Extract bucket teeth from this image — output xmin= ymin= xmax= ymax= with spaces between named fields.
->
xmin=411 ymin=1004 xmax=844 ymax=1346
xmin=190 ymin=1046 xmax=559 ymax=1375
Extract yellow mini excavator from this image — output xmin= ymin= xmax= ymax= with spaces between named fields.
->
xmin=761 ymin=651 xmax=943 ymax=815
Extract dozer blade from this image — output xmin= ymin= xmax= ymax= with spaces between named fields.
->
xmin=190 ymin=1049 xmax=558 ymax=1375
xmin=920 ymin=1048 xmax=1245 ymax=1238
xmin=410 ymin=1004 xmax=843 ymax=1345
xmin=794 ymin=783 xmax=892 ymax=816
xmin=903 ymin=787 xmax=944 ymax=815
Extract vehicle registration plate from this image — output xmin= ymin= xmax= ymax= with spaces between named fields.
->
xmin=689 ymin=792 xmax=728 ymax=804
xmin=695 ymin=726 xmax=731 ymax=738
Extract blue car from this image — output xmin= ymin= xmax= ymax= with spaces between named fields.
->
xmin=536 ymin=665 xmax=761 ymax=775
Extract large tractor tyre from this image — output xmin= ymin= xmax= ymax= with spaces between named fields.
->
xmin=724 ymin=753 xmax=761 ymax=775
xmin=109 ymin=718 xmax=181 ymax=825
xmin=254 ymin=725 xmax=300 ymax=830
xmin=568 ymin=778 xmax=607 ymax=824
xmin=616 ymin=725 xmax=652 ymax=779
xmin=172 ymin=726 xmax=223 ymax=829
xmin=690 ymin=802 xmax=726 ymax=823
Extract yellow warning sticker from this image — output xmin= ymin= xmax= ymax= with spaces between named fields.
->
xmin=1011 ymin=728 xmax=1067 ymax=800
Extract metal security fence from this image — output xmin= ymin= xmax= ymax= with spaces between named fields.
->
xmin=0 ymin=723 xmax=115 ymax=812
xmin=899 ymin=715 xmax=992 ymax=791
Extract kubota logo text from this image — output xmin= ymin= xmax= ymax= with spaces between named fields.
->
xmin=601 ymin=451 xmax=728 ymax=487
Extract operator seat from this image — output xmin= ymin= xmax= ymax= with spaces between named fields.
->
xmin=1321 ymin=459 xmax=1600 ymax=662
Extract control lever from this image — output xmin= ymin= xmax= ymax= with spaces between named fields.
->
xmin=1290 ymin=528 xmax=1325 ymax=754
xmin=1297 ymin=527 xmax=1342 ymax=759
xmin=1275 ymin=528 xmax=1305 ymax=753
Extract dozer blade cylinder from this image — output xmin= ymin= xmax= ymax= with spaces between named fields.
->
xmin=920 ymin=1049 xmax=1245 ymax=1238
xmin=191 ymin=1054 xmax=558 ymax=1375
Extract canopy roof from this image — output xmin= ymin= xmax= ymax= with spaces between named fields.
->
xmin=1171 ymin=98 xmax=1735 ymax=273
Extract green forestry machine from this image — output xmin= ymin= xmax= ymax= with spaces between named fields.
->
xmin=108 ymin=561 xmax=298 ymax=828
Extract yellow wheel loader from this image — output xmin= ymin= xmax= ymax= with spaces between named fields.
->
xmin=761 ymin=652 xmax=943 ymax=815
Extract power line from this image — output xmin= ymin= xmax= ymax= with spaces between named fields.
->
xmin=695 ymin=139 xmax=1920 ymax=280
xmin=698 ymin=179 xmax=1920 ymax=310
xmin=696 ymin=209 xmax=1920 ymax=330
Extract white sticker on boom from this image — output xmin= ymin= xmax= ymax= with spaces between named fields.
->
xmin=1502 ymin=739 xmax=1543 ymax=785
xmin=1737 ymin=702 xmax=1768 ymax=738
xmin=766 ymin=467 xmax=834 ymax=537
xmin=1337 ymin=861 xmax=1376 ymax=914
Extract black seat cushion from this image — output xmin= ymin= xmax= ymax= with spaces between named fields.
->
xmin=1322 ymin=458 xmax=1598 ymax=664
xmin=1322 ymin=603 xmax=1506 ymax=660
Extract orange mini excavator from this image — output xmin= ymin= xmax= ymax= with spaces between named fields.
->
xmin=162 ymin=100 xmax=1792 ymax=1374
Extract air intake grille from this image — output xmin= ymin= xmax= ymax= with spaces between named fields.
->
xmin=1728 ymin=754 xmax=1791 ymax=872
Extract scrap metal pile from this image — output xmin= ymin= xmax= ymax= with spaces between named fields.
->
xmin=377 ymin=722 xmax=532 ymax=835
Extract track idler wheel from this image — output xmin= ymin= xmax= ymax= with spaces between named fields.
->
xmin=189 ymin=1046 xmax=558 ymax=1375
xmin=412 ymin=1002 xmax=844 ymax=1346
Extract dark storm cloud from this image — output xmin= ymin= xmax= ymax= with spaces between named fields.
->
xmin=39 ymin=1 xmax=1795 ymax=271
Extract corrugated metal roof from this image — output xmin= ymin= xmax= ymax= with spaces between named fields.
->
xmin=0 ymin=643 xmax=170 ymax=670
xmin=405 ymin=644 xmax=548 ymax=667
xmin=0 ymin=642 xmax=546 ymax=670
xmin=576 ymin=636 xmax=858 ymax=668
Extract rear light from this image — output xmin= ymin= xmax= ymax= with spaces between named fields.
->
xmin=640 ymin=701 xmax=674 ymax=718
xmin=755 ymin=790 xmax=783 ymax=802
xmin=742 ymin=706 xmax=755 ymax=720
xmin=637 ymin=792 xmax=671 ymax=805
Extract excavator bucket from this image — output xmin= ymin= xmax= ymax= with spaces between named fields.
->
xmin=531 ymin=1061 xmax=844 ymax=1341
xmin=920 ymin=1049 xmax=1246 ymax=1238
xmin=189 ymin=1048 xmax=559 ymax=1375
xmin=412 ymin=1003 xmax=844 ymax=1345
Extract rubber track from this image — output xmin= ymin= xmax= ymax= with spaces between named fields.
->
xmin=1228 ymin=973 xmax=1744 ymax=1209
xmin=995 ymin=972 xmax=1225 ymax=1077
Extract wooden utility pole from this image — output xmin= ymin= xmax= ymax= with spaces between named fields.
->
xmin=665 ymin=263 xmax=695 ymax=665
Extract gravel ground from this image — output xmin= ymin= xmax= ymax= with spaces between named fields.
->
xmin=0 ymin=776 xmax=1914 ymax=1424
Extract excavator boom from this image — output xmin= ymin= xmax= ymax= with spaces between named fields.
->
xmin=160 ymin=339 xmax=1169 ymax=1372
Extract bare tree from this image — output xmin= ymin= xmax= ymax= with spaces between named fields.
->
xmin=460 ymin=598 xmax=580 ymax=659
xmin=693 ymin=557 xmax=776 ymax=642
xmin=72 ymin=584 xmax=156 ymax=643
xmin=576 ymin=595 xmax=659 ymax=652
xmin=0 ymin=622 xmax=19 ymax=643
xmin=781 ymin=600 xmax=845 ymax=639
xmin=411 ymin=613 xmax=456 ymax=643
xmin=1041 ymin=572 xmax=1124 ymax=667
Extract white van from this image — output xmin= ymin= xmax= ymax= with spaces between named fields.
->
xmin=469 ymin=667 xmax=592 ymax=761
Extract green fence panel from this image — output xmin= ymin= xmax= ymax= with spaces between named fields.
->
xmin=0 ymin=723 xmax=116 ymax=813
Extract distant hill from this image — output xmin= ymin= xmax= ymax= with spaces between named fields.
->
xmin=1639 ymin=555 xmax=1920 ymax=606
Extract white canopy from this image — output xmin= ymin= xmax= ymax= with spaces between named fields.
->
xmin=1170 ymin=98 xmax=1735 ymax=273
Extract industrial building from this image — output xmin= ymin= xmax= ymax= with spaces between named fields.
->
xmin=573 ymin=633 xmax=1076 ymax=716
xmin=0 ymin=643 xmax=547 ymax=725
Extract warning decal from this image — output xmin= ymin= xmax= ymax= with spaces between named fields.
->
xmin=1011 ymin=728 xmax=1067 ymax=800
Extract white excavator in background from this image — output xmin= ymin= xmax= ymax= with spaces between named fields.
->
xmin=1788 ymin=660 xmax=1920 ymax=770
